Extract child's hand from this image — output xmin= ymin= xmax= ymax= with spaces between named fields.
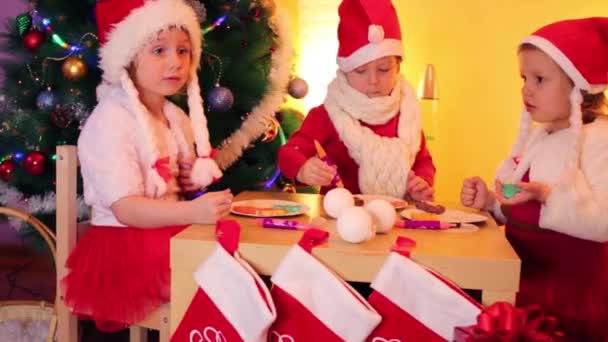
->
xmin=190 ymin=189 xmax=233 ymax=224
xmin=495 ymin=179 xmax=551 ymax=206
xmin=406 ymin=171 xmax=434 ymax=201
xmin=296 ymin=157 xmax=336 ymax=187
xmin=177 ymin=157 xmax=201 ymax=193
xmin=461 ymin=177 xmax=494 ymax=210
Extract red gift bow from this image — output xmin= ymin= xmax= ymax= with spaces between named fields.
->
xmin=474 ymin=302 xmax=564 ymax=341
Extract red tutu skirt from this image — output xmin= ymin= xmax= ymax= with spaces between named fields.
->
xmin=61 ymin=224 xmax=187 ymax=332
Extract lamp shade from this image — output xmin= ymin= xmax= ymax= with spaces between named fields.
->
xmin=418 ymin=64 xmax=438 ymax=100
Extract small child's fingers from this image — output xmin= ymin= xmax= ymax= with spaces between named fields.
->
xmin=218 ymin=192 xmax=233 ymax=205
xmin=461 ymin=186 xmax=477 ymax=196
xmin=211 ymin=190 xmax=233 ymax=202
xmin=178 ymin=169 xmax=192 ymax=178
xmin=461 ymin=190 xmax=475 ymax=201
xmin=313 ymin=174 xmax=333 ymax=186
xmin=308 ymin=171 xmax=333 ymax=186
xmin=179 ymin=162 xmax=192 ymax=170
xmin=311 ymin=159 xmax=335 ymax=174
xmin=494 ymin=179 xmax=503 ymax=192
xmin=406 ymin=178 xmax=419 ymax=191
xmin=311 ymin=164 xmax=335 ymax=180
xmin=411 ymin=180 xmax=428 ymax=193
xmin=217 ymin=202 xmax=232 ymax=216
xmin=494 ymin=187 xmax=509 ymax=204
xmin=421 ymin=188 xmax=434 ymax=201
xmin=178 ymin=175 xmax=194 ymax=185
xmin=182 ymin=185 xmax=200 ymax=192
xmin=463 ymin=177 xmax=477 ymax=189
xmin=461 ymin=195 xmax=473 ymax=206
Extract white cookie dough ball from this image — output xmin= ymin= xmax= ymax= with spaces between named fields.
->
xmin=365 ymin=199 xmax=397 ymax=234
xmin=336 ymin=207 xmax=375 ymax=243
xmin=323 ymin=188 xmax=355 ymax=218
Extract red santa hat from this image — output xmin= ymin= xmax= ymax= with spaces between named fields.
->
xmin=336 ymin=0 xmax=404 ymax=72
xmin=95 ymin=0 xmax=220 ymax=197
xmin=511 ymin=17 xmax=608 ymax=180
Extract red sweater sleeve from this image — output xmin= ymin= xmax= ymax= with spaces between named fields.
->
xmin=278 ymin=107 xmax=331 ymax=181
xmin=411 ymin=132 xmax=436 ymax=187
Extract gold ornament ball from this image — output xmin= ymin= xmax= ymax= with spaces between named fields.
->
xmin=262 ymin=117 xmax=280 ymax=142
xmin=62 ymin=57 xmax=88 ymax=81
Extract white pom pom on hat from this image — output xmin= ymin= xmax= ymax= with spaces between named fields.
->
xmin=336 ymin=0 xmax=404 ymax=72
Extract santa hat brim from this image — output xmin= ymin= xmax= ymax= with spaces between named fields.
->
xmin=520 ymin=35 xmax=607 ymax=94
xmin=337 ymin=39 xmax=403 ymax=72
xmin=98 ymin=0 xmax=202 ymax=84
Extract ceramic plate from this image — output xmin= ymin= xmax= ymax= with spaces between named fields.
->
xmin=231 ymin=199 xmax=310 ymax=218
xmin=353 ymin=194 xmax=408 ymax=210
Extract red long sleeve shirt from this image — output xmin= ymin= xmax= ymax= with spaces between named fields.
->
xmin=278 ymin=105 xmax=436 ymax=195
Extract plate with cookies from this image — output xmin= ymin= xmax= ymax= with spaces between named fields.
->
xmin=401 ymin=208 xmax=488 ymax=224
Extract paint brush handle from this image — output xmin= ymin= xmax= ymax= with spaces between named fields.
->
xmin=314 ymin=140 xmax=344 ymax=187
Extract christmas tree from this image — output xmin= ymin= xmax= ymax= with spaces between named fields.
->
xmin=0 ymin=0 xmax=308 ymax=233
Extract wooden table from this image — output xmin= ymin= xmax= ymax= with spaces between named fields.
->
xmin=170 ymin=191 xmax=520 ymax=333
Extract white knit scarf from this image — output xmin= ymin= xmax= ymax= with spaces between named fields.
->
xmin=323 ymin=71 xmax=422 ymax=198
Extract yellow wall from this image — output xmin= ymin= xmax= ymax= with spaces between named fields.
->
xmin=277 ymin=0 xmax=300 ymax=63
xmin=287 ymin=0 xmax=608 ymax=202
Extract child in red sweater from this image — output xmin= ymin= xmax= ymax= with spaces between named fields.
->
xmin=278 ymin=0 xmax=435 ymax=200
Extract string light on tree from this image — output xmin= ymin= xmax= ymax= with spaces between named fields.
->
xmin=13 ymin=152 xmax=25 ymax=163
xmin=62 ymin=56 xmax=88 ymax=81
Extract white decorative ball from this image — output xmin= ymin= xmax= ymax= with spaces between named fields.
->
xmin=323 ymin=188 xmax=354 ymax=218
xmin=336 ymin=207 xmax=376 ymax=244
xmin=365 ymin=199 xmax=397 ymax=234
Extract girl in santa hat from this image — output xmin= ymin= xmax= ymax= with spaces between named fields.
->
xmin=278 ymin=0 xmax=436 ymax=201
xmin=62 ymin=0 xmax=233 ymax=332
xmin=461 ymin=17 xmax=608 ymax=341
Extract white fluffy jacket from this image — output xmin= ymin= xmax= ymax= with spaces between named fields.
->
xmin=494 ymin=118 xmax=608 ymax=242
xmin=78 ymin=86 xmax=195 ymax=226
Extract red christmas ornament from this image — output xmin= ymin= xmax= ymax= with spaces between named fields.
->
xmin=22 ymin=29 xmax=45 ymax=52
xmin=23 ymin=151 xmax=47 ymax=176
xmin=0 ymin=160 xmax=15 ymax=182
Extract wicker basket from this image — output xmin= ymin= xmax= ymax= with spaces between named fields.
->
xmin=0 ymin=206 xmax=57 ymax=342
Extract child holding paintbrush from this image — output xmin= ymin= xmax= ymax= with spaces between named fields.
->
xmin=278 ymin=0 xmax=435 ymax=200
